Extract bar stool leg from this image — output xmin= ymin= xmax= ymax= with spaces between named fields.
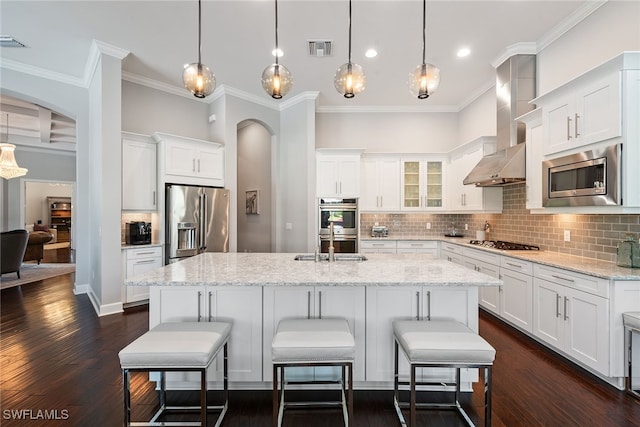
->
xmin=122 ymin=369 xmax=131 ymax=426
xmin=273 ymin=365 xmax=279 ymax=427
xmin=410 ymin=365 xmax=417 ymax=427
xmin=348 ymin=363 xmax=353 ymax=426
xmin=485 ymin=366 xmax=493 ymax=426
xmin=200 ymin=369 xmax=207 ymax=427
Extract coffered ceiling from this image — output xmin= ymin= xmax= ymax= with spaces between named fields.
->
xmin=1 ymin=1 xmax=601 ymax=111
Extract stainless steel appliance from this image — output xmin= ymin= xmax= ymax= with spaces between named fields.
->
xmin=542 ymin=143 xmax=620 ymax=207
xmin=126 ymin=221 xmax=152 ymax=245
xmin=165 ymin=184 xmax=229 ymax=264
xmin=371 ymin=225 xmax=388 ymax=237
xmin=318 ymin=198 xmax=358 ymax=253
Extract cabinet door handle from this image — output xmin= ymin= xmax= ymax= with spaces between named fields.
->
xmin=574 ymin=113 xmax=580 ymax=138
xmin=198 ymin=158 xmax=201 ymax=173
xmin=556 ymin=295 xmax=562 ymax=318
xmin=380 ymin=196 xmax=383 ymax=207
xmin=193 ymin=158 xmax=196 ymax=172
xmin=416 ymin=291 xmax=420 ymax=320
xmin=208 ymin=291 xmax=213 ymax=322
xmin=564 ymin=296 xmax=569 ymax=321
xmin=308 ymin=291 xmax=312 ymax=319
xmin=318 ymin=291 xmax=322 ymax=319
xmin=153 ymin=190 xmax=156 ymax=206
xmin=506 ymin=262 xmax=522 ymax=269
xmin=426 ymin=290 xmax=431 ymax=321
xmin=552 ymin=274 xmax=575 ymax=283
xmin=567 ymin=116 xmax=572 ymax=140
xmin=134 ymin=251 xmax=155 ymax=256
xmin=134 ymin=259 xmax=156 ymax=265
xmin=197 ymin=291 xmax=202 ymax=322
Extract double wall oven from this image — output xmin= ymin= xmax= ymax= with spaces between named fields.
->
xmin=318 ymin=198 xmax=358 ymax=253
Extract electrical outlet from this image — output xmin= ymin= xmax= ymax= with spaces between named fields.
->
xmin=374 ymin=222 xmax=379 ymax=226
xmin=564 ymin=230 xmax=571 ymax=242
xmin=426 ymin=222 xmax=431 ymax=229
xmin=285 ymin=222 xmax=293 ymax=230
xmin=465 ymin=224 xmax=469 ymax=230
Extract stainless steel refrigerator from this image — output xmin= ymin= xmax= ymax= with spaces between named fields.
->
xmin=165 ymin=184 xmax=229 ymax=264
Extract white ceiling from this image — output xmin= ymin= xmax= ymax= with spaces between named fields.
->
xmin=1 ymin=0 xmax=598 ymax=115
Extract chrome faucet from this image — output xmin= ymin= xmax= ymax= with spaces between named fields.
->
xmin=328 ymin=221 xmax=335 ymax=262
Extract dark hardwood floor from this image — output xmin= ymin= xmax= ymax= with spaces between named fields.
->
xmin=1 ymin=273 xmax=639 ymax=426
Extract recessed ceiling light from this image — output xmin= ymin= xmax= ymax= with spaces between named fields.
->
xmin=457 ymin=47 xmax=471 ymax=58
xmin=272 ymin=48 xmax=284 ymax=58
xmin=365 ymin=49 xmax=378 ymax=58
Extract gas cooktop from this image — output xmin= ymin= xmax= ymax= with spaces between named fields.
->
xmin=469 ymin=240 xmax=540 ymax=251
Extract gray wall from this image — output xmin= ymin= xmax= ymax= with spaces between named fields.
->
xmin=237 ymin=121 xmax=272 ymax=252
xmin=122 ymin=81 xmax=211 ymax=139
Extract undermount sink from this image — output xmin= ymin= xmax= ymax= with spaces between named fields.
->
xmin=294 ymin=254 xmax=368 ymax=262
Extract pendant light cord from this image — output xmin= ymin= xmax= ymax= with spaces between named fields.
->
xmin=197 ymin=0 xmax=202 ymax=66
xmin=348 ymin=0 xmax=352 ymax=64
xmin=275 ymin=0 xmax=279 ymax=66
xmin=422 ymin=0 xmax=426 ymax=65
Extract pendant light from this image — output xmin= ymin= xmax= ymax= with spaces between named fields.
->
xmin=261 ymin=0 xmax=293 ymax=99
xmin=182 ymin=0 xmax=215 ymax=98
xmin=334 ymin=0 xmax=365 ymax=98
xmin=0 ymin=114 xmax=28 ymax=180
xmin=408 ymin=0 xmax=440 ymax=99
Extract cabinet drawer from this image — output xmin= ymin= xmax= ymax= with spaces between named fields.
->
xmin=441 ymin=242 xmax=462 ymax=254
xmin=360 ymin=240 xmax=397 ymax=250
xmin=126 ymin=246 xmax=162 ymax=260
xmin=463 ymin=247 xmax=500 ymax=265
xmin=500 ymin=256 xmax=533 ymax=275
xmin=533 ymin=264 xmax=609 ymax=298
xmin=396 ymin=240 xmax=438 ymax=250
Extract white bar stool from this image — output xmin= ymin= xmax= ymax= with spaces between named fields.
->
xmin=118 ymin=322 xmax=231 ymax=427
xmin=393 ymin=319 xmax=496 ymax=427
xmin=623 ymin=312 xmax=640 ymax=398
xmin=272 ymin=318 xmax=355 ymax=427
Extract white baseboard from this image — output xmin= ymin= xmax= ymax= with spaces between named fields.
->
xmin=83 ymin=285 xmax=124 ymax=317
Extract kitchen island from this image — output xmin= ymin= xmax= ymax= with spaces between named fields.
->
xmin=125 ymin=252 xmax=501 ymax=390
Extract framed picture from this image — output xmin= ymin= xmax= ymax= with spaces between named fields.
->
xmin=245 ymin=190 xmax=259 ymax=214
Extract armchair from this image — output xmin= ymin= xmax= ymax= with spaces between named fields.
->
xmin=1 ymin=229 xmax=29 ymax=278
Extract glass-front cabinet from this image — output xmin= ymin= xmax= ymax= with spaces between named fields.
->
xmin=401 ymin=158 xmax=445 ymax=210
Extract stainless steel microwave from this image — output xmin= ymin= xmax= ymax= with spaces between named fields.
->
xmin=542 ymin=144 xmax=621 ymax=207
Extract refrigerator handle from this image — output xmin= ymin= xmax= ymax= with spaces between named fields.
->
xmin=201 ymin=192 xmax=208 ymax=251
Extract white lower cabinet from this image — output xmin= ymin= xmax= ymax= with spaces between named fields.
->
xmin=262 ymin=286 xmax=366 ymax=383
xmin=463 ymin=248 xmax=501 ymax=317
xmin=533 ymin=275 xmax=609 ymax=375
xmin=122 ymin=246 xmax=162 ymax=305
xmin=149 ymin=285 xmax=263 ymax=384
xmin=440 ymin=242 xmax=465 ymax=266
xmin=365 ymin=286 xmax=478 ymax=386
xmin=396 ymin=240 xmax=438 ymax=255
xmin=360 ymin=240 xmax=397 ymax=254
xmin=500 ymin=268 xmax=533 ymax=333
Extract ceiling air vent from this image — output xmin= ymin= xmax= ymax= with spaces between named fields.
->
xmin=308 ymin=40 xmax=332 ymax=57
xmin=0 ymin=36 xmax=28 ymax=48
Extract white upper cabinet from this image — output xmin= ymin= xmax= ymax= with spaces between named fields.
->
xmin=316 ymin=150 xmax=362 ymax=198
xmin=519 ymin=109 xmax=544 ymax=210
xmin=535 ymin=55 xmax=634 ymax=156
xmin=360 ymin=156 xmax=400 ymax=211
xmin=122 ymin=135 xmax=157 ymax=211
xmin=401 ymin=158 xmax=446 ymax=211
xmin=447 ymin=137 xmax=502 ymax=213
xmin=153 ymin=132 xmax=224 ymax=187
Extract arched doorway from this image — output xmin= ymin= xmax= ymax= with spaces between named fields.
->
xmin=236 ymin=120 xmax=273 ymax=252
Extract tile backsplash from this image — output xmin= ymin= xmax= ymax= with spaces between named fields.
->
xmin=361 ymin=183 xmax=640 ymax=263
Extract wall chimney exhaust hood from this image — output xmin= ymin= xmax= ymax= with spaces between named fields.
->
xmin=464 ymin=54 xmax=536 ymax=187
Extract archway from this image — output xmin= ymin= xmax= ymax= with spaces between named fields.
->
xmin=236 ymin=120 xmax=274 ymax=252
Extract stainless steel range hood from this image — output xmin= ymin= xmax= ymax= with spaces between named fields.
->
xmin=464 ymin=54 xmax=536 ymax=187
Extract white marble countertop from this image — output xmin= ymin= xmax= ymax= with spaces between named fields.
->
xmin=121 ymin=242 xmax=163 ymax=249
xmin=362 ymin=236 xmax=640 ymax=280
xmin=124 ymin=252 xmax=502 ymax=287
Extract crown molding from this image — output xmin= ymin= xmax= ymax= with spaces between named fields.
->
xmin=491 ymin=42 xmax=538 ymax=68
xmin=316 ymin=104 xmax=459 ymax=114
xmin=279 ymin=91 xmax=320 ymax=111
xmin=15 ymin=141 xmax=76 ymax=155
xmin=121 ymin=71 xmax=204 ymax=101
xmin=215 ymin=84 xmax=280 ymax=110
xmin=457 ymin=81 xmax=495 ymax=112
xmin=0 ymin=58 xmax=84 ymax=87
xmin=84 ymin=40 xmax=130 ymax=86
xmin=537 ymin=0 xmax=608 ymax=52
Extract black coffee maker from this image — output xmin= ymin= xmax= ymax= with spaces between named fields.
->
xmin=126 ymin=222 xmax=152 ymax=245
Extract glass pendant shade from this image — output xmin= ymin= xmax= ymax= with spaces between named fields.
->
xmin=334 ymin=62 xmax=366 ymax=98
xmin=262 ymin=63 xmax=293 ymax=99
xmin=408 ymin=63 xmax=441 ymax=99
xmin=0 ymin=143 xmax=28 ymax=179
xmin=183 ymin=62 xmax=216 ymax=98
